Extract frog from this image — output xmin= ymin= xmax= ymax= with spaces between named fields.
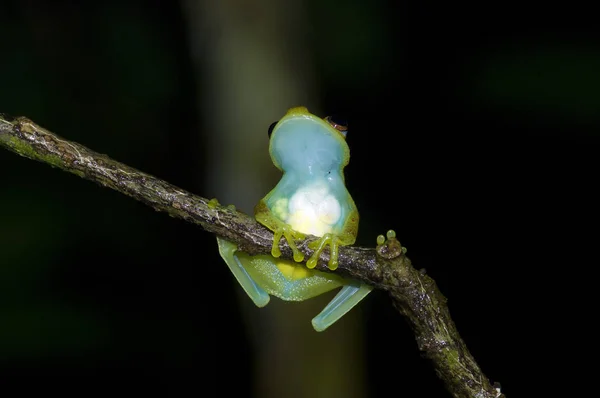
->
xmin=217 ymin=106 xmax=372 ymax=332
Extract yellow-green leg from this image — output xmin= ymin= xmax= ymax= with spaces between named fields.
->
xmin=311 ymin=282 xmax=373 ymax=332
xmin=217 ymin=238 xmax=270 ymax=307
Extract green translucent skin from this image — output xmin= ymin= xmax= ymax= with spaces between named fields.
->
xmin=217 ymin=107 xmax=371 ymax=332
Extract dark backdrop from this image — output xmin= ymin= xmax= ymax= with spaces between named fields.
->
xmin=1 ymin=1 xmax=597 ymax=396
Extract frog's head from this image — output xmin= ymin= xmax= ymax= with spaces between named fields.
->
xmin=267 ymin=107 xmax=350 ymax=175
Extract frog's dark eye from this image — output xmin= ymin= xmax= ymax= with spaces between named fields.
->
xmin=324 ymin=115 xmax=348 ymax=137
xmin=267 ymin=121 xmax=278 ymax=138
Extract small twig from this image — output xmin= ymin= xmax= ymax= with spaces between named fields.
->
xmin=0 ymin=114 xmax=504 ymax=398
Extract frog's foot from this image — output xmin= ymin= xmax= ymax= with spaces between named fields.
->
xmin=271 ymin=223 xmax=305 ymax=263
xmin=311 ymin=282 xmax=373 ymax=332
xmin=307 ymin=233 xmax=340 ymax=270
xmin=376 ymin=229 xmax=406 ymax=259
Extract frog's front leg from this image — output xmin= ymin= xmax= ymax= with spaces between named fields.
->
xmin=307 ymin=233 xmax=340 ymax=270
xmin=307 ymin=208 xmax=359 ymax=270
xmin=255 ymin=199 xmax=306 ymax=263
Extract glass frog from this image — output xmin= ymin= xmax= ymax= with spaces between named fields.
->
xmin=217 ymin=106 xmax=372 ymax=331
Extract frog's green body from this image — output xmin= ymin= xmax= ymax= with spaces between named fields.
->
xmin=217 ymin=107 xmax=372 ymax=331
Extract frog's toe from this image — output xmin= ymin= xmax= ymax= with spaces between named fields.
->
xmin=282 ymin=228 xmax=305 ymax=262
xmin=306 ymin=235 xmax=327 ymax=268
xmin=271 ymin=229 xmax=283 ymax=258
xmin=306 ymin=254 xmax=318 ymax=269
xmin=327 ymin=256 xmax=339 ymax=271
xmin=327 ymin=240 xmax=340 ymax=270
xmin=293 ymin=251 xmax=305 ymax=262
xmin=307 ymin=252 xmax=338 ymax=270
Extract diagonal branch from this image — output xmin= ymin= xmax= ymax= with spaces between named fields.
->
xmin=0 ymin=113 xmax=504 ymax=398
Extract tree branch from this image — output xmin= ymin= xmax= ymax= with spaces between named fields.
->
xmin=0 ymin=113 xmax=504 ymax=398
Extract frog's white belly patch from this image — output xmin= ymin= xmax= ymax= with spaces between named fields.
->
xmin=284 ymin=181 xmax=341 ymax=237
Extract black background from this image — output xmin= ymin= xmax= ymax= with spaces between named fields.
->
xmin=1 ymin=1 xmax=597 ymax=396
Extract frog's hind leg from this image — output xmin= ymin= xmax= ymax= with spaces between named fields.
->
xmin=311 ymin=283 xmax=373 ymax=332
xmin=217 ymin=238 xmax=270 ymax=307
